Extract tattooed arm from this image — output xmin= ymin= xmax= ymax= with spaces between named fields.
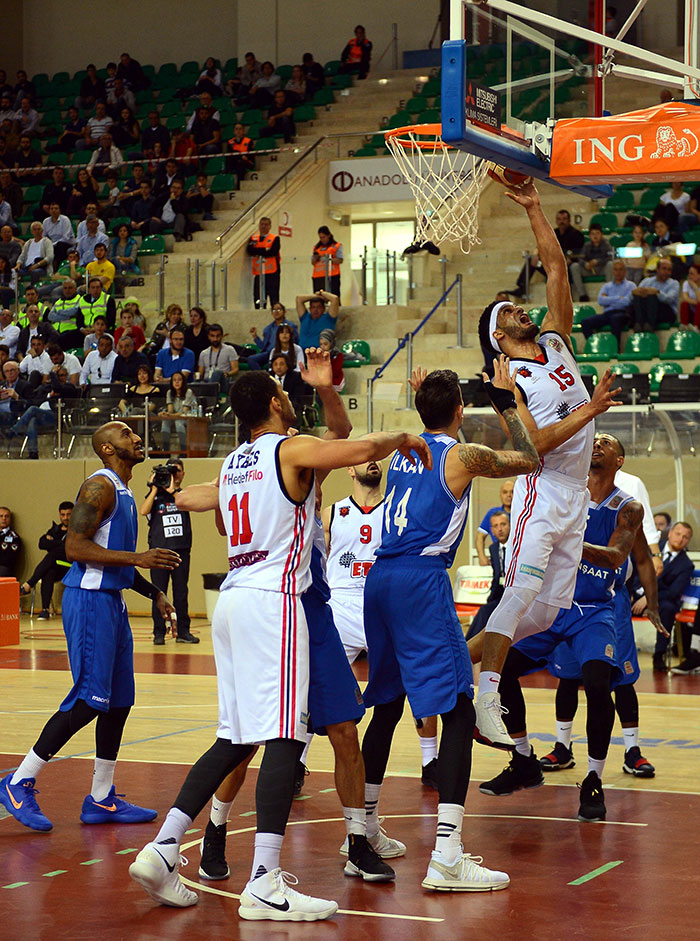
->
xmin=581 ymin=501 xmax=643 ymax=570
xmin=630 ymin=524 xmax=667 ymax=636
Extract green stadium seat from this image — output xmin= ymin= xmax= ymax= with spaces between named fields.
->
xmin=156 ymin=87 xmax=178 ymax=103
xmin=619 ymin=332 xmax=660 ymax=361
xmin=661 ymin=330 xmax=700 ymax=359
xmin=246 ymin=123 xmax=263 ymax=140
xmin=649 ymin=361 xmax=683 ymax=391
xmin=639 ymin=189 xmax=661 ymax=211
xmin=577 ymin=363 xmax=599 ymax=383
xmin=370 ymin=133 xmax=387 ymax=148
xmin=609 ymin=361 xmax=640 ymax=375
xmin=572 ymin=304 xmax=597 ymax=331
xmin=609 ymin=234 xmax=629 ymax=248
xmin=294 ymin=104 xmax=316 ymax=123
xmin=52 ymin=71 xmax=70 ymax=85
xmin=210 ymin=174 xmax=236 ymax=193
xmin=421 ymin=109 xmax=441 ymax=123
xmin=324 ymin=60 xmax=341 ymax=76
xmin=23 ymin=185 xmax=44 ymax=206
xmin=137 ymin=235 xmax=166 ymax=256
xmin=385 ymin=110 xmax=412 ymax=130
xmin=353 ymin=146 xmax=376 ymax=157
xmin=329 ymin=74 xmax=352 ymax=89
xmin=694 ymin=363 xmax=700 ymax=373
xmin=405 ymin=97 xmax=428 ymax=115
xmin=179 ymin=60 xmax=200 ymax=76
xmin=160 ymin=101 xmax=183 ymax=118
xmin=142 ymin=65 xmax=156 ymax=80
xmin=157 ymin=63 xmax=178 ymax=78
xmin=312 ymin=87 xmax=335 ymax=107
xmin=204 ymin=156 xmax=226 ymax=174
xmin=606 ymin=190 xmax=635 ymax=212
xmin=589 ymin=211 xmax=618 ymax=233
xmin=254 ymin=137 xmax=281 ymax=152
xmin=342 ymin=340 xmax=371 ymax=366
xmin=420 ymin=78 xmax=441 ymax=97
xmin=224 ymin=57 xmax=238 ymax=74
xmin=166 ymin=114 xmax=185 ymax=130
xmin=577 ymin=332 xmax=618 ymax=361
xmin=241 ymin=108 xmax=264 ymax=126
xmin=46 ymin=151 xmax=69 ymax=167
xmin=527 ymin=305 xmax=548 ymax=326
xmin=275 ymin=65 xmax=293 ymax=81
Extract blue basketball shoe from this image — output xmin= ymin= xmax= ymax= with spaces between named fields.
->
xmin=80 ymin=785 xmax=157 ymax=824
xmin=0 ymin=774 xmax=53 ymax=831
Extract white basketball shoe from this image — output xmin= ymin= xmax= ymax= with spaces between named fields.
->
xmin=129 ymin=840 xmax=198 ymax=907
xmin=474 ymin=691 xmax=515 ymax=750
xmin=339 ymin=820 xmax=406 ymax=858
xmin=238 ymin=868 xmax=338 ymax=922
xmin=422 ymin=849 xmax=510 ymax=892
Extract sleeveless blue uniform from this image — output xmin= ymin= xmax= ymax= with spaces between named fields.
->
xmin=303 ymin=516 xmax=364 ymax=734
xmin=515 ymin=487 xmax=634 ymax=678
xmin=60 ymin=468 xmax=139 ymax=714
xmin=364 ymin=433 xmax=474 ymax=718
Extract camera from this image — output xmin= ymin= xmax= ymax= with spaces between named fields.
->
xmin=152 ymin=463 xmax=175 ymax=489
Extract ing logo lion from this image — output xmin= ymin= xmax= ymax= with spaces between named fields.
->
xmin=650 ymin=125 xmax=699 ymax=158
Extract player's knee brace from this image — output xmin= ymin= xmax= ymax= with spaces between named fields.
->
xmin=95 ymin=705 xmax=131 ymax=761
xmin=512 ymin=599 xmax=560 ymax=643
xmin=437 ymin=693 xmax=475 ymax=806
xmin=614 ymin=683 xmax=639 ymax=725
xmin=485 ymin=587 xmax=540 ymax=640
xmin=175 ymin=738 xmax=255 ymax=820
xmin=256 ymin=738 xmax=304 ymax=835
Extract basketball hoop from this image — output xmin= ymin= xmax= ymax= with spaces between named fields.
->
xmin=384 ymin=123 xmax=489 ymax=254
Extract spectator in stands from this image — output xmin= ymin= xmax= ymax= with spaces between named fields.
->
xmin=18 ymin=286 xmax=49 ymax=324
xmin=679 ymin=262 xmax=700 ymax=330
xmin=0 ymin=505 xmax=22 ymax=576
xmin=270 ymin=323 xmax=304 ymax=371
xmin=37 ymin=166 xmax=72 ymax=219
xmin=648 ymin=216 xmax=678 ymax=254
xmin=339 ymin=25 xmax=372 ymax=79
xmin=624 ymin=223 xmax=651 ymax=285
xmin=0 ymin=118 xmax=18 ymax=157
xmin=185 ymin=93 xmax=222 ymax=133
xmin=311 ymin=225 xmax=343 ymax=295
xmin=248 ymin=301 xmax=298 ymax=370
xmin=249 ymin=61 xmax=281 ymax=108
xmin=569 ymin=222 xmax=613 ymax=301
xmin=169 ymin=125 xmax=197 ymax=169
xmin=16 ymin=303 xmax=57 ymax=356
xmin=100 ymin=170 xmax=123 ymax=222
xmin=0 ymin=345 xmax=9 ymax=369
xmin=157 ymin=178 xmax=197 ymax=242
xmin=195 ymin=58 xmax=224 ymax=98
xmin=681 ymin=179 xmax=700 ymax=234
xmin=129 ymin=180 xmax=162 ymax=237
xmin=47 ymin=342 xmax=81 ymax=383
xmin=85 ymin=241 xmax=115 ymax=291
xmin=0 ymin=191 xmax=15 ymax=232
xmin=108 ymin=223 xmax=139 ymax=286
xmin=76 ymin=65 xmax=106 ymax=110
xmin=319 ymin=328 xmax=344 ymax=391
xmin=46 ymin=281 xmax=84 ymax=350
xmin=147 ymin=303 xmax=183 ymax=357
xmin=153 ymin=157 xmax=184 ymax=199
xmin=474 ymin=479 xmax=514 ymax=566
xmin=197 ymin=321 xmax=238 ymax=390
xmin=226 ymin=123 xmax=254 ymax=184
xmin=12 ymin=134 xmax=43 ymax=184
xmin=118 ymin=162 xmax=147 ymax=211
xmin=67 ymin=167 xmax=99 ymax=218
xmin=18 ymin=333 xmax=52 ymax=385
xmin=20 ymin=501 xmax=75 ymax=619
xmin=0 ymin=94 xmax=14 ymax=126
xmin=259 ymin=89 xmax=295 ymax=143
xmin=118 ymin=362 xmax=162 ymax=415
xmin=159 ymin=371 xmax=196 ymax=454
xmin=190 ymin=105 xmax=221 ymax=156
xmin=79 ymin=101 xmax=114 ymax=151
xmin=187 ymin=173 xmax=215 ymax=220
xmin=122 ymin=298 xmax=146 ymax=330
xmin=114 ymin=306 xmax=146 ymax=350
xmin=77 ymin=201 xmax=109 ymax=239
xmin=79 ymin=275 xmax=116 ymax=333
xmin=12 ymin=71 xmax=35 ymax=109
xmin=39 ymin=247 xmax=84 ymax=301
xmin=1 ymin=168 xmax=22 ymax=221
xmin=184 ymin=306 xmax=209 ymax=362
xmin=227 ymin=52 xmax=262 ymax=102
xmin=509 ymin=208 xmax=584 ymax=298
xmin=302 ymin=52 xmax=325 ymax=97
xmin=80 ymin=333 xmax=116 ymax=387
xmin=111 ymin=106 xmax=141 ymax=153
xmin=16 ymin=221 xmax=53 ymax=284
xmin=0 ymin=308 xmax=20 ymax=356
xmin=0 ymin=359 xmax=34 ymax=437
xmin=48 ymin=106 xmax=86 ymax=153
xmin=631 ymin=258 xmax=679 ymax=331
xmin=466 ymin=510 xmax=511 ymax=640
xmin=270 ymin=352 xmax=311 ymax=417
xmin=112 ymin=334 xmax=148 ymax=383
xmin=76 ymin=215 xmax=109 ymax=265
xmin=154 ymin=325 xmax=194 ymax=380
xmin=631 ymin=521 xmax=694 ymax=671
xmin=0 ymin=71 xmax=11 ymax=99
xmin=0 ymin=224 xmax=20 ymax=268
xmin=107 ymin=77 xmax=135 ymax=118
xmin=285 ymin=65 xmax=307 ymax=105
xmin=41 ymin=202 xmax=75 ymax=265
xmin=82 ymin=314 xmax=111 ymax=355
xmin=141 ymin=111 xmax=171 ymax=159
xmin=87 ymin=132 xmax=124 ymax=177
xmin=296 ymin=290 xmax=339 ymax=350
xmin=0 ymin=256 xmax=15 ymax=307
xmin=654 ymin=512 xmax=672 ymax=542
xmin=655 ymin=181 xmax=690 ymax=231
xmin=13 ymin=97 xmax=40 ymax=137
xmin=579 ymin=259 xmax=635 ymax=350
xmin=117 ymin=52 xmax=150 ymax=92
xmin=247 ymin=217 xmax=281 ymax=308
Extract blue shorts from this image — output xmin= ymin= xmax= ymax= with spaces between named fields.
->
xmin=59 ymin=587 xmax=135 ymax=713
xmin=516 ymin=598 xmax=621 ymax=683
xmin=303 ymin=589 xmax=365 ymax=735
xmin=363 ymin=556 xmax=473 ymax=719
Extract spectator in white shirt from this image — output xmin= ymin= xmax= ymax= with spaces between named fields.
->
xmin=47 ymin=343 xmax=81 ymax=385
xmin=0 ymin=307 xmax=20 ymax=357
xmin=87 ymin=133 xmax=124 ymax=178
xmin=80 ymin=334 xmax=117 ymax=387
xmin=14 ymin=97 xmax=40 ymax=137
xmin=42 ymin=203 xmax=76 ymax=265
xmin=16 ymin=221 xmax=54 ymax=283
xmin=76 ymin=203 xmax=107 ymax=240
xmin=78 ymin=101 xmax=113 ymax=151
xmin=18 ymin=335 xmax=52 ymax=385
xmin=77 ymin=216 xmax=109 ymax=265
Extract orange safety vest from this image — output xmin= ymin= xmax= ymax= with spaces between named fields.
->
xmin=312 ymin=241 xmax=341 ymax=278
xmin=346 ymin=37 xmax=367 ymax=64
xmin=250 ymin=232 xmax=279 ymax=276
xmin=229 ymin=135 xmax=252 ymax=154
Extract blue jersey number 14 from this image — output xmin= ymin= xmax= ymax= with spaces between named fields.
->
xmin=384 ymin=485 xmax=412 ymax=536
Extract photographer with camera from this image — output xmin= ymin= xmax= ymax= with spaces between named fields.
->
xmin=139 ymin=458 xmax=198 ymax=645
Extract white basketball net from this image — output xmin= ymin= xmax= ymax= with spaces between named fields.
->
xmin=385 ymin=127 xmax=489 ymax=254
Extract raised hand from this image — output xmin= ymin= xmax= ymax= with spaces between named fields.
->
xmin=504 ymin=178 xmax=539 ymax=210
xmin=590 ymin=368 xmax=623 ymax=415
xmin=300 ymin=347 xmax=332 ymax=389
xmin=409 ymin=366 xmax=428 ymax=392
xmin=397 ymin=433 xmax=433 ymax=470
xmin=484 ymin=353 xmax=517 ymax=392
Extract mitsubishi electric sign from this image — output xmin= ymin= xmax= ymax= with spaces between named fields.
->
xmin=329 ymin=157 xmax=414 ymax=203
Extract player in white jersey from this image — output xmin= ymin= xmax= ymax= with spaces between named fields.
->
xmin=129 ymin=352 xmax=430 ymax=921
xmin=473 ymin=180 xmax=623 ymax=749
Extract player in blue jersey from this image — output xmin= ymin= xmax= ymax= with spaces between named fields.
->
xmin=479 ymin=433 xmax=662 ymax=822
xmin=0 ymin=421 xmax=180 ymax=832
xmin=360 ymin=356 xmax=539 ymax=892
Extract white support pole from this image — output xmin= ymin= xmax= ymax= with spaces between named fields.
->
xmin=450 ymin=0 xmax=465 ymax=40
xmin=686 ymin=0 xmax=700 ymax=100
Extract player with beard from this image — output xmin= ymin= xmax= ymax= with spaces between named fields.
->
xmin=473 ymin=180 xmax=622 ymax=751
xmin=0 ymin=422 xmax=179 ymax=832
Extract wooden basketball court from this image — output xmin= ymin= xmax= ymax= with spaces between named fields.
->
xmin=2 ymin=615 xmax=698 ymax=939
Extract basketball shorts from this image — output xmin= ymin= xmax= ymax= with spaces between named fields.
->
xmin=329 ymin=589 xmax=367 ymax=663
xmin=213 ymin=587 xmax=310 ymax=745
xmin=505 ymin=467 xmax=589 ymax=609
xmin=59 ymin=586 xmax=134 ymax=714
xmin=363 ymin=556 xmax=473 ymax=719
xmin=516 ymin=598 xmax=622 ymax=682
xmin=303 ymin=589 xmax=365 ymax=735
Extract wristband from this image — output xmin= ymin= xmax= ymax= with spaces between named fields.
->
xmin=483 ymin=382 xmax=517 ymax=414
xmin=651 ymin=552 xmax=662 ymax=558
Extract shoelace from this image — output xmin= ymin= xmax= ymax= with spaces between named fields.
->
xmin=19 ymin=782 xmax=42 ymax=806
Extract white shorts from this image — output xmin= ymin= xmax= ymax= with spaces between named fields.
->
xmin=212 ymin=586 xmax=309 ymax=745
xmin=329 ymin=590 xmax=366 ymax=664
xmin=504 ymin=467 xmax=589 ymax=609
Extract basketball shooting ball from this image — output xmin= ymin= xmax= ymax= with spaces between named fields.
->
xmin=486 ymin=162 xmax=532 ymax=188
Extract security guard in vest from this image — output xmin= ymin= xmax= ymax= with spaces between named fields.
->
xmin=311 ymin=225 xmax=343 ymax=296
xmin=246 ymin=216 xmax=281 ymax=309
xmin=339 ymin=25 xmax=372 ymax=79
xmin=227 ymin=121 xmax=255 ymax=183
xmin=17 ymin=286 xmax=50 ymax=328
xmin=79 ymin=276 xmax=116 ymax=335
xmin=139 ymin=459 xmax=199 ymax=644
xmin=47 ymin=278 xmax=85 ymax=351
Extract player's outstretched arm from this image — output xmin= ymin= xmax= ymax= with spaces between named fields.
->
xmin=175 ymin=480 xmax=219 ymax=512
xmin=631 ymin=525 xmax=667 ymax=636
xmin=301 ymin=347 xmax=352 ymax=442
xmin=506 ymin=180 xmax=573 ymax=337
xmin=581 ymin=500 xmax=643 ymax=570
xmin=282 ymin=429 xmax=432 ymax=475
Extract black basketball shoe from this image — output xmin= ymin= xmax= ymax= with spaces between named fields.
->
xmin=199 ymin=821 xmax=230 ymax=880
xmin=577 ymin=771 xmax=606 ymax=821
xmin=479 ymin=748 xmax=544 ymax=796
xmin=344 ymin=834 xmax=396 ymax=882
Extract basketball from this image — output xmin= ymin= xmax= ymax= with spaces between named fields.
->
xmin=486 ymin=162 xmax=533 ymax=188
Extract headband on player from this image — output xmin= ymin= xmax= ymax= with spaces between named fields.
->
xmin=488 ymin=301 xmax=511 ymax=353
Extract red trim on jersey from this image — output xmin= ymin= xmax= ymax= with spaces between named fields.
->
xmin=505 ymin=463 xmax=542 ymax=585
xmin=279 ymin=592 xmax=288 ymax=737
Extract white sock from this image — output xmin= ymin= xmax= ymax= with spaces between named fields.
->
xmin=588 ymin=756 xmax=606 ymax=778
xmin=477 ymin=671 xmax=501 ymax=698
xmin=154 ymin=807 xmax=193 ymax=850
xmin=365 ymin=782 xmax=382 ymax=838
xmin=419 ymin=735 xmax=438 ymax=767
xmin=435 ymin=802 xmax=464 ymax=864
xmin=622 ymin=727 xmax=639 ymax=751
xmin=556 ymin=721 xmax=573 ymax=749
xmin=250 ymin=832 xmax=284 ymax=881
xmin=691 ymin=635 xmax=700 ymax=652
xmin=210 ymin=796 xmax=233 ymax=827
xmin=513 ymin=734 xmax=531 ymax=757
xmin=91 ymin=757 xmax=116 ymax=801
xmin=343 ymin=806 xmax=365 ymax=837
xmin=10 ymin=748 xmax=47 ymax=786
xmin=300 ymin=731 xmax=313 ymax=766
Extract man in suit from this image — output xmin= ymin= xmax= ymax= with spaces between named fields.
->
xmin=0 ymin=358 xmax=34 ymax=435
xmin=16 ymin=304 xmax=58 ymax=360
xmin=466 ymin=511 xmax=510 ymax=640
xmin=631 ymin=521 xmax=694 ymax=670
xmin=270 ymin=353 xmax=311 ymax=423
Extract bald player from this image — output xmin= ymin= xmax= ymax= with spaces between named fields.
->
xmin=0 ymin=422 xmax=180 ymax=832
